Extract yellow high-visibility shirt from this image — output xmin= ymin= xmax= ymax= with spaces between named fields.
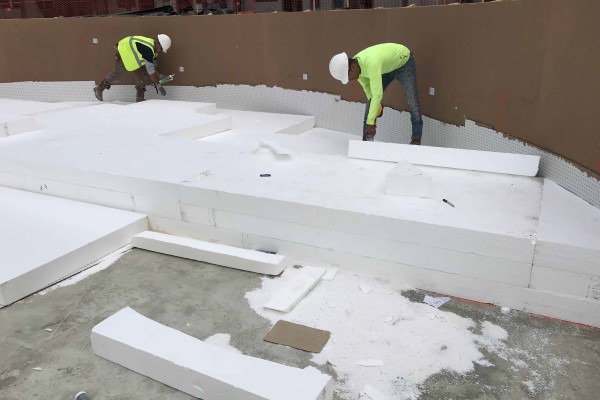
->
xmin=355 ymin=43 xmax=411 ymax=124
xmin=117 ymin=36 xmax=156 ymax=72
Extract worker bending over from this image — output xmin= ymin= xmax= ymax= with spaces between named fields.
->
xmin=94 ymin=34 xmax=172 ymax=103
xmin=329 ymin=43 xmax=423 ymax=144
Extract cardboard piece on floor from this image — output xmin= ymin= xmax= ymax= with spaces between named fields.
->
xmin=264 ymin=320 xmax=331 ymax=353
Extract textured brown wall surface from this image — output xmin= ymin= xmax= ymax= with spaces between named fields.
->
xmin=0 ymin=0 xmax=598 ymax=174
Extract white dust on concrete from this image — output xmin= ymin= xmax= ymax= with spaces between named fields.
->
xmin=204 ymin=333 xmax=243 ymax=355
xmin=37 ymin=246 xmax=131 ymax=295
xmin=245 ymin=268 xmax=511 ymax=400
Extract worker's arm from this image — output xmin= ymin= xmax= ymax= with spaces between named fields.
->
xmin=364 ymin=66 xmax=383 ymax=125
xmin=137 ymin=43 xmax=165 ymax=94
xmin=357 ymin=76 xmax=372 ymax=101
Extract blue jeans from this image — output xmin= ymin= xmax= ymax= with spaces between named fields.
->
xmin=364 ymin=54 xmax=423 ymax=140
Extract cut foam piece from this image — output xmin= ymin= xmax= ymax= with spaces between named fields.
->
xmin=363 ymin=384 xmax=387 ymax=400
xmin=530 ymin=266 xmax=599 ymax=299
xmin=322 ymin=267 xmax=339 ymax=281
xmin=0 ymin=187 xmax=147 ymax=306
xmin=92 ymin=307 xmax=333 ymax=400
xmin=264 ymin=266 xmax=326 ymax=312
xmin=384 ymin=160 xmax=432 ymax=198
xmin=33 ymin=103 xmax=231 ymax=140
xmin=132 ymin=231 xmax=287 ymax=275
xmin=217 ymin=109 xmax=315 ymax=134
xmin=0 ymin=98 xmax=76 ymax=115
xmin=199 ymin=128 xmax=353 ymax=157
xmin=531 ymin=179 xmax=600 ymax=299
xmin=348 ymin=141 xmax=540 ymax=176
xmin=126 ymin=99 xmax=217 ymax=114
xmin=259 ymin=140 xmax=293 ymax=160
xmin=535 ymin=179 xmax=600 ymax=252
xmin=0 ymin=114 xmax=37 ymax=137
xmin=240 ymin=232 xmax=600 ymax=327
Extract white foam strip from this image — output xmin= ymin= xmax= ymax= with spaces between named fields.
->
xmin=126 ymin=99 xmax=218 ymax=114
xmin=259 ymin=140 xmax=293 ymax=160
xmin=91 ymin=307 xmax=333 ymax=400
xmin=348 ymin=141 xmax=540 ymax=176
xmin=132 ymin=231 xmax=287 ymax=275
xmin=264 ymin=266 xmax=326 ymax=312
xmin=0 ymin=114 xmax=37 ymax=137
xmin=158 ymin=115 xmax=232 ymax=140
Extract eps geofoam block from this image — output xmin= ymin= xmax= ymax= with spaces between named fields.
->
xmin=92 ymin=307 xmax=333 ymax=400
xmin=132 ymin=231 xmax=287 ymax=275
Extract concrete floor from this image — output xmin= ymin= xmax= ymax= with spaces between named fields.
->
xmin=1 ymin=249 xmax=599 ymax=400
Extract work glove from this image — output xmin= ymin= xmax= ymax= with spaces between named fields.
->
xmin=157 ymin=84 xmax=166 ymax=96
xmin=363 ymin=123 xmax=376 ymax=141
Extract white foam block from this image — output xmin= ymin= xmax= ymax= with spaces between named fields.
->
xmin=0 ymin=187 xmax=147 ymax=306
xmin=126 ymin=99 xmax=217 ymax=114
xmin=0 ymin=114 xmax=37 ymax=137
xmin=259 ymin=140 xmax=293 ymax=160
xmin=0 ymin=99 xmax=75 ymax=115
xmin=348 ymin=141 xmax=540 ymax=176
xmin=241 ymin=233 xmax=600 ymax=327
xmin=530 ymin=266 xmax=596 ymax=299
xmin=132 ymin=231 xmax=287 ymax=275
xmin=363 ymin=384 xmax=387 ymax=400
xmin=217 ymin=109 xmax=315 ymax=134
xmin=384 ymin=160 xmax=433 ymax=198
xmin=264 ymin=266 xmax=326 ymax=312
xmin=92 ymin=307 xmax=333 ymax=400
xmin=536 ymin=179 xmax=600 ymax=251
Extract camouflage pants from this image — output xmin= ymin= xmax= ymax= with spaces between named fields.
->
xmin=105 ymin=53 xmax=155 ymax=90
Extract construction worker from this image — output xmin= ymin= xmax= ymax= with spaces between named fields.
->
xmin=94 ymin=34 xmax=172 ymax=102
xmin=329 ymin=43 xmax=423 ymax=144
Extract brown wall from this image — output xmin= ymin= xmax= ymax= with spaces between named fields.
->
xmin=1 ymin=0 xmax=599 ymax=175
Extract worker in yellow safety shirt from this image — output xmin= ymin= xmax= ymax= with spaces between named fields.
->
xmin=94 ymin=34 xmax=172 ymax=103
xmin=329 ymin=43 xmax=423 ymax=145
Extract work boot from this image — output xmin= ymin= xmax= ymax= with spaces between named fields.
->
xmin=410 ymin=138 xmax=421 ymax=145
xmin=93 ymin=80 xmax=110 ymax=101
xmin=135 ymin=87 xmax=146 ymax=102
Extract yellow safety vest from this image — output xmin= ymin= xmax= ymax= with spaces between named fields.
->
xmin=117 ymin=36 xmax=156 ymax=72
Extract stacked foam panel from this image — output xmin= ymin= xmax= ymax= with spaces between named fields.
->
xmin=0 ymin=187 xmax=147 ymax=306
xmin=1 ymin=100 xmax=599 ymax=326
xmin=531 ymin=179 xmax=600 ymax=302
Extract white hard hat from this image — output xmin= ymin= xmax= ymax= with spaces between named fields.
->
xmin=329 ymin=52 xmax=349 ymax=84
xmin=157 ymin=34 xmax=171 ymax=53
